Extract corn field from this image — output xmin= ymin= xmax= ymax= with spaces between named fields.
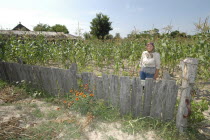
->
xmin=0 ymin=34 xmax=209 ymax=81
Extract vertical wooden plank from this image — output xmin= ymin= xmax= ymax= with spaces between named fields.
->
xmin=10 ymin=63 xmax=18 ymax=82
xmin=163 ymin=80 xmax=178 ymax=121
xmin=131 ymin=77 xmax=143 ymax=117
xmin=7 ymin=63 xmax=14 ymax=82
xmin=20 ymin=64 xmax=26 ymax=82
xmin=40 ymin=67 xmax=54 ymax=94
xmin=150 ymin=80 xmax=162 ymax=118
xmin=102 ymin=74 xmax=110 ymax=102
xmin=89 ymin=73 xmax=96 ymax=94
xmin=69 ymin=63 xmax=78 ymax=89
xmin=82 ymin=72 xmax=90 ymax=86
xmin=30 ymin=65 xmax=38 ymax=87
xmin=0 ymin=62 xmax=4 ymax=79
xmin=150 ymin=80 xmax=167 ymax=119
xmin=17 ymin=64 xmax=24 ymax=82
xmin=32 ymin=65 xmax=43 ymax=89
xmin=95 ymin=76 xmax=103 ymax=99
xmin=9 ymin=63 xmax=18 ymax=82
xmin=51 ymin=68 xmax=65 ymax=95
xmin=81 ymin=72 xmax=94 ymax=94
xmin=176 ymin=58 xmax=198 ymax=132
xmin=29 ymin=65 xmax=37 ymax=88
xmin=5 ymin=63 xmax=12 ymax=82
xmin=0 ymin=62 xmax=7 ymax=80
xmin=48 ymin=68 xmax=57 ymax=95
xmin=21 ymin=64 xmax=31 ymax=83
xmin=25 ymin=64 xmax=33 ymax=84
xmin=120 ymin=76 xmax=131 ymax=115
xmin=109 ymin=75 xmax=119 ymax=108
xmin=142 ymin=78 xmax=155 ymax=117
xmin=48 ymin=68 xmax=58 ymax=95
xmin=14 ymin=63 xmax=22 ymax=82
xmin=59 ymin=69 xmax=68 ymax=94
xmin=63 ymin=69 xmax=74 ymax=93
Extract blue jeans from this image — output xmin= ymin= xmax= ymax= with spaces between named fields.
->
xmin=140 ymin=71 xmax=154 ymax=80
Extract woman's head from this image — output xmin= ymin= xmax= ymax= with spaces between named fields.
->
xmin=146 ymin=42 xmax=155 ymax=52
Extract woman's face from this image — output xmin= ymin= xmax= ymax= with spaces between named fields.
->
xmin=146 ymin=44 xmax=154 ymax=52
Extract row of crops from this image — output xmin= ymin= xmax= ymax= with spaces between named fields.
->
xmin=0 ymin=34 xmax=209 ymax=81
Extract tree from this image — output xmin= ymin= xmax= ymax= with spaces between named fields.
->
xmin=90 ymin=13 xmax=113 ymax=39
xmin=151 ymin=28 xmax=159 ymax=35
xmin=170 ymin=30 xmax=187 ymax=38
xmin=170 ymin=30 xmax=180 ymax=38
xmin=33 ymin=23 xmax=51 ymax=31
xmin=105 ymin=34 xmax=113 ymax=40
xmin=114 ymin=33 xmax=121 ymax=39
xmin=83 ymin=32 xmax=92 ymax=40
xmin=50 ymin=24 xmax=69 ymax=34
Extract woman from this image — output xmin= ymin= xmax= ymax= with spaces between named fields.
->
xmin=139 ymin=42 xmax=160 ymax=80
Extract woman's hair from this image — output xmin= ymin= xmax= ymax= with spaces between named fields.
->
xmin=146 ymin=42 xmax=155 ymax=52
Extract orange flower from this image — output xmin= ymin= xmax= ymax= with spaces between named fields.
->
xmin=83 ymin=95 xmax=87 ymax=98
xmin=69 ymin=89 xmax=73 ymax=93
xmin=76 ymin=93 xmax=79 ymax=96
xmin=63 ymin=100 xmax=67 ymax=104
xmin=84 ymin=84 xmax=89 ymax=89
xmin=79 ymin=92 xmax=84 ymax=96
xmin=75 ymin=97 xmax=79 ymax=101
xmin=89 ymin=94 xmax=94 ymax=97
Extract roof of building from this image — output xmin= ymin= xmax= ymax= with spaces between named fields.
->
xmin=12 ymin=22 xmax=30 ymax=31
xmin=0 ymin=30 xmax=78 ymax=39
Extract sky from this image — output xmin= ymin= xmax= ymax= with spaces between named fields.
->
xmin=0 ymin=0 xmax=209 ymax=37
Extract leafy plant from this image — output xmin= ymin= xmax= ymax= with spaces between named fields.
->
xmin=189 ymin=98 xmax=209 ymax=124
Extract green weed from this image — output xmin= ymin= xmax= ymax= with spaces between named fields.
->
xmin=22 ymin=121 xmax=84 ymax=140
xmin=0 ymin=79 xmax=7 ymax=89
xmin=31 ymin=108 xmax=44 ymax=118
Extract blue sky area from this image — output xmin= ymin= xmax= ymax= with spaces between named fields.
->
xmin=0 ymin=0 xmax=209 ymax=37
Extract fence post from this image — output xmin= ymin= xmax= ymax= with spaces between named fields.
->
xmin=176 ymin=58 xmax=198 ymax=132
xmin=69 ymin=63 xmax=78 ymax=89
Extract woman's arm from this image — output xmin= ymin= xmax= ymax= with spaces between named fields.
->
xmin=154 ymin=69 xmax=159 ymax=80
xmin=154 ymin=53 xmax=161 ymax=80
xmin=139 ymin=52 xmax=144 ymax=72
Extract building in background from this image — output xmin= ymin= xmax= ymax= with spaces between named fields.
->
xmin=12 ymin=22 xmax=30 ymax=31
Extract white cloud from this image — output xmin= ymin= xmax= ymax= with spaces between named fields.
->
xmin=125 ymin=3 xmax=144 ymax=13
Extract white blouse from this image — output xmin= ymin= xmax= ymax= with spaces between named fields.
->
xmin=139 ymin=51 xmax=161 ymax=69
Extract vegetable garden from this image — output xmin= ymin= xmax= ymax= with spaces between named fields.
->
xmin=0 ymin=34 xmax=209 ymax=82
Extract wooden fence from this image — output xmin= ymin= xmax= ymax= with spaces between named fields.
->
xmin=0 ymin=62 xmax=178 ymax=121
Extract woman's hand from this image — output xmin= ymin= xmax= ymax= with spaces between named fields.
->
xmin=153 ymin=73 xmax=158 ymax=80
